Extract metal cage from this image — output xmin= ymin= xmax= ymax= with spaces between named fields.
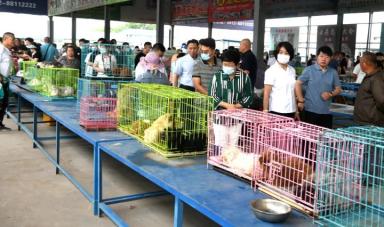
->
xmin=78 ymin=77 xmax=132 ymax=130
xmin=254 ymin=121 xmax=327 ymax=215
xmin=315 ymin=126 xmax=384 ymax=226
xmin=81 ymin=43 xmax=135 ymax=79
xmin=117 ymin=83 xmax=214 ymax=158
xmin=25 ymin=66 xmax=79 ymax=99
xmin=207 ymin=109 xmax=293 ymax=181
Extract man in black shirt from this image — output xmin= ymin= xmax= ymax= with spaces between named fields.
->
xmin=134 ymin=42 xmax=152 ymax=67
xmin=239 ymin=38 xmax=257 ymax=89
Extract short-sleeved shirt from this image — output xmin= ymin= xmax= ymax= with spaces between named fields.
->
xmin=40 ymin=43 xmax=58 ymax=62
xmin=193 ymin=57 xmax=222 ymax=90
xmin=93 ymin=54 xmax=117 ymax=77
xmin=353 ymin=64 xmax=366 ymax=84
xmin=174 ymin=54 xmax=199 ymax=87
xmin=209 ymin=69 xmax=253 ymax=110
xmin=58 ymin=56 xmax=80 ymax=70
xmin=298 ymin=64 xmax=341 ymax=114
xmin=264 ymin=62 xmax=297 ymax=113
xmin=0 ymin=43 xmax=13 ymax=77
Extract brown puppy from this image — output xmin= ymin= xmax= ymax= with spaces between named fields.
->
xmin=259 ymin=148 xmax=314 ymax=190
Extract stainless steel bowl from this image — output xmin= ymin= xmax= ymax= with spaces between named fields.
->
xmin=250 ymin=199 xmax=292 ymax=223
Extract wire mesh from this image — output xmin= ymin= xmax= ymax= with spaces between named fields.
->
xmin=207 ymin=109 xmax=293 ymax=180
xmin=25 ymin=66 xmax=79 ymax=99
xmin=254 ymin=121 xmax=328 ymax=215
xmin=118 ymin=83 xmax=214 ymax=158
xmin=316 ymin=126 xmax=384 ymax=226
xmin=81 ymin=43 xmax=135 ymax=78
xmin=78 ymin=77 xmax=132 ymax=130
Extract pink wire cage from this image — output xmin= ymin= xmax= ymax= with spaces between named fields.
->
xmin=253 ymin=121 xmax=364 ymax=216
xmin=207 ymin=109 xmax=293 ymax=181
xmin=79 ymin=97 xmax=118 ymax=130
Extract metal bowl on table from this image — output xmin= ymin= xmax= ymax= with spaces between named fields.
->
xmin=250 ymin=199 xmax=292 ymax=223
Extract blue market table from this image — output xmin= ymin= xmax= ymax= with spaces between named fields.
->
xmin=96 ymin=140 xmax=314 ymax=227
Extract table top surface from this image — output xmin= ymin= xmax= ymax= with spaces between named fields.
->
xmin=99 ymin=140 xmax=314 ymax=227
xmin=37 ymin=103 xmax=130 ymax=144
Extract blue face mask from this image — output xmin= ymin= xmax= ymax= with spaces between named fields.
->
xmin=100 ymin=48 xmax=107 ymax=54
xmin=201 ymin=53 xmax=211 ymax=61
xmin=222 ymin=66 xmax=236 ymax=75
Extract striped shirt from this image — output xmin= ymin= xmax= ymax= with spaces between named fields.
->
xmin=192 ymin=57 xmax=222 ymax=90
xmin=209 ymin=69 xmax=253 ymax=110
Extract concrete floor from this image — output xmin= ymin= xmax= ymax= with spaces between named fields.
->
xmin=0 ymin=112 xmax=218 ymax=227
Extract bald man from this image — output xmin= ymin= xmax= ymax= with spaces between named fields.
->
xmin=239 ymin=38 xmax=257 ymax=89
xmin=354 ymin=52 xmax=384 ymax=126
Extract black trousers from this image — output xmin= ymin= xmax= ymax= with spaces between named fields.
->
xmin=179 ymin=84 xmax=195 ymax=92
xmin=0 ymin=80 xmax=9 ymax=125
xmin=302 ymin=110 xmax=333 ymax=129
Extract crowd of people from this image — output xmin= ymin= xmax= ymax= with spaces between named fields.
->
xmin=0 ymin=31 xmax=383 ymax=131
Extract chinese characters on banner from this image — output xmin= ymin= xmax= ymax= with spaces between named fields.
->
xmin=317 ymin=25 xmax=357 ymax=57
xmin=270 ymin=27 xmax=300 ymax=53
xmin=0 ymin=0 xmax=47 ymax=15
xmin=208 ymin=0 xmax=254 ymax=23
xmin=171 ymin=0 xmax=209 ymax=25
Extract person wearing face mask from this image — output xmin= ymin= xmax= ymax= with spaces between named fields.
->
xmin=209 ymin=49 xmax=253 ymax=110
xmin=24 ymin=45 xmax=42 ymax=62
xmin=172 ymin=39 xmax=199 ymax=91
xmin=134 ymin=51 xmax=169 ymax=85
xmin=295 ymin=46 xmax=342 ymax=128
xmin=84 ymin=42 xmax=99 ymax=77
xmin=192 ymin=38 xmax=222 ymax=95
xmin=134 ymin=42 xmax=152 ymax=67
xmin=354 ymin=52 xmax=384 ymax=126
xmin=263 ymin=42 xmax=298 ymax=118
xmin=93 ymin=42 xmax=117 ymax=77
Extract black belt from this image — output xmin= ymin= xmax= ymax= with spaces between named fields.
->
xmin=179 ymin=84 xmax=195 ymax=92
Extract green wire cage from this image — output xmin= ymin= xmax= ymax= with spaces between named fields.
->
xmin=118 ymin=83 xmax=214 ymax=158
xmin=25 ymin=66 xmax=79 ymax=99
xmin=81 ymin=43 xmax=135 ymax=78
xmin=315 ymin=126 xmax=384 ymax=227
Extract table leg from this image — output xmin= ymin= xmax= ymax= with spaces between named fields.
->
xmin=94 ymin=144 xmax=102 ymax=216
xmin=17 ymin=95 xmax=21 ymax=131
xmin=56 ymin=121 xmax=61 ymax=174
xmin=32 ymin=106 xmax=38 ymax=148
xmin=174 ymin=197 xmax=184 ymax=227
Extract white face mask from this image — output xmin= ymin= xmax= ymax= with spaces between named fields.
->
xmin=277 ymin=54 xmax=290 ymax=64
xmin=222 ymin=66 xmax=236 ymax=75
xmin=201 ymin=53 xmax=211 ymax=61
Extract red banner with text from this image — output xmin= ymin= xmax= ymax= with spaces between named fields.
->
xmin=208 ymin=0 xmax=254 ymax=23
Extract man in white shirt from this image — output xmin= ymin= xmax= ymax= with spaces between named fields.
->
xmin=352 ymin=63 xmax=366 ymax=84
xmin=0 ymin=32 xmax=15 ymax=130
xmin=172 ymin=39 xmax=199 ymax=91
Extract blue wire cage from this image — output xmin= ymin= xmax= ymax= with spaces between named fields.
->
xmin=316 ymin=126 xmax=384 ymax=227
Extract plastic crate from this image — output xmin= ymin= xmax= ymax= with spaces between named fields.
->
xmin=118 ymin=83 xmax=214 ymax=158
xmin=207 ymin=109 xmax=293 ymax=181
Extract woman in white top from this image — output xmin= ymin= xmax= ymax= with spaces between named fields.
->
xmin=263 ymin=42 xmax=298 ymax=118
xmin=93 ymin=43 xmax=117 ymax=77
